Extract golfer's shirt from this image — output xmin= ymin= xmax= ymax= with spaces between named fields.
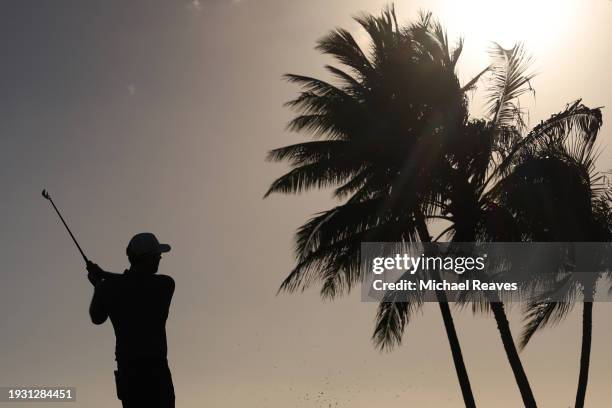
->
xmin=97 ymin=272 xmax=175 ymax=363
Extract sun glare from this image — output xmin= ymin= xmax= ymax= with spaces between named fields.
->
xmin=443 ymin=0 xmax=580 ymax=52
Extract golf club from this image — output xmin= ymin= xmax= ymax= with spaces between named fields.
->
xmin=41 ymin=189 xmax=89 ymax=264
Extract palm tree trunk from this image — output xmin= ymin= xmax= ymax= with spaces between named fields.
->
xmin=574 ymin=300 xmax=593 ymax=408
xmin=450 ymin=192 xmax=537 ymax=407
xmin=436 ymin=292 xmax=476 ymax=408
xmin=416 ymin=216 xmax=476 ymax=408
xmin=489 ymin=301 xmax=537 ymax=408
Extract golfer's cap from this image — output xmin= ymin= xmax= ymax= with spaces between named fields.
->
xmin=126 ymin=232 xmax=171 ymax=257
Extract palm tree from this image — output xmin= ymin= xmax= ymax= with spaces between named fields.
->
xmin=265 ymin=7 xmax=481 ymax=407
xmin=265 ymin=6 xmax=604 ymax=407
xmin=506 ymin=123 xmax=612 ymax=408
xmin=374 ymin=42 xmax=539 ymax=407
xmin=374 ymin=42 xmax=602 ymax=406
xmin=450 ymin=97 xmax=605 ymax=407
xmin=440 ymin=87 xmax=603 ymax=408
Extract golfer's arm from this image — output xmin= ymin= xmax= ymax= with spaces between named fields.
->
xmin=87 ymin=262 xmax=121 ymax=286
xmin=89 ymin=284 xmax=108 ymax=325
xmin=98 ymin=270 xmax=122 ymax=280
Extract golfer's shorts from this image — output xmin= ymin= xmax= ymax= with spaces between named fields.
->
xmin=115 ymin=358 xmax=175 ymax=408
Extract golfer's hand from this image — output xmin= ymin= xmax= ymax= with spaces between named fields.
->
xmin=86 ymin=261 xmax=104 ymax=286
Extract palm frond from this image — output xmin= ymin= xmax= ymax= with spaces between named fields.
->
xmin=519 ymin=300 xmax=576 ymax=350
xmin=354 ymin=6 xmax=401 ymax=69
xmin=425 ymin=15 xmax=461 ymax=69
xmin=315 ymin=28 xmax=374 ymax=79
xmin=266 ymin=140 xmax=349 ymax=166
xmin=276 ymin=236 xmax=350 ymax=295
xmin=284 ymin=74 xmax=352 ymax=102
xmin=461 ymin=65 xmax=491 ymax=93
xmin=481 ymin=101 xmax=602 ymax=195
xmin=294 ymin=197 xmax=418 ymax=260
xmin=278 ymin=223 xmax=399 ymax=297
xmin=373 ymin=294 xmax=422 ymax=351
xmin=324 ymin=65 xmax=366 ymax=95
xmin=264 ymin=160 xmax=361 ymax=197
xmin=528 ymin=99 xmax=602 ymax=145
xmin=485 ymin=43 xmax=536 ymax=128
xmin=282 ymin=75 xmax=367 ymax=139
xmin=333 ymin=169 xmax=372 ymax=199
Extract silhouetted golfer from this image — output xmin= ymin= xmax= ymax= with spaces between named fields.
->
xmin=87 ymin=232 xmax=175 ymax=408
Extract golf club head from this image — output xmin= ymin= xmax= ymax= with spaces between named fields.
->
xmin=42 ymin=189 xmax=51 ymax=200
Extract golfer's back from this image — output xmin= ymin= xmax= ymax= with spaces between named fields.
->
xmin=102 ymin=273 xmax=175 ymax=362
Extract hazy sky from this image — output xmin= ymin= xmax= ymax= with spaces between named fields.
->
xmin=1 ymin=1 xmax=611 ymax=407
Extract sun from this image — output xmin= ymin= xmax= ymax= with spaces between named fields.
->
xmin=441 ymin=0 xmax=580 ymax=52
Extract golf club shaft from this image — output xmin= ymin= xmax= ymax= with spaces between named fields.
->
xmin=46 ymin=196 xmax=89 ymax=264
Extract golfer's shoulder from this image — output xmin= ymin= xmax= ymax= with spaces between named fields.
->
xmin=154 ymin=274 xmax=175 ymax=291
